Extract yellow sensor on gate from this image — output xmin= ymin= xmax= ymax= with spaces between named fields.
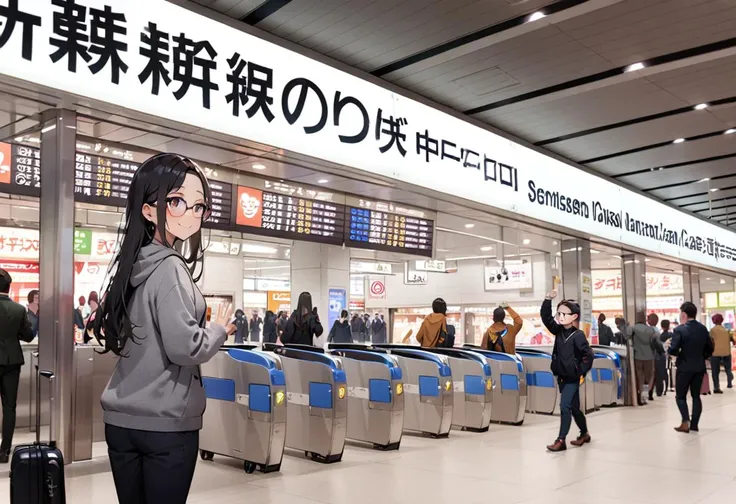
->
xmin=444 ymin=381 xmax=452 ymax=391
xmin=338 ymin=386 xmax=346 ymax=399
xmin=486 ymin=378 xmax=493 ymax=391
xmin=275 ymin=390 xmax=285 ymax=405
xmin=396 ymin=383 xmax=403 ymax=396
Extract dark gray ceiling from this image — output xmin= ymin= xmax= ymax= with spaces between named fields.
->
xmin=190 ymin=0 xmax=736 ymax=225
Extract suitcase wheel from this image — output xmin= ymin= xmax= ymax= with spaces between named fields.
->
xmin=199 ymin=450 xmax=214 ymax=461
xmin=244 ymin=461 xmax=257 ymax=474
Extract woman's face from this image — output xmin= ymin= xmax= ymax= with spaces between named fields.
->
xmin=143 ymin=173 xmax=208 ymax=242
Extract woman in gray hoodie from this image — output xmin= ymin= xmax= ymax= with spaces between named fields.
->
xmin=92 ymin=154 xmax=235 ymax=504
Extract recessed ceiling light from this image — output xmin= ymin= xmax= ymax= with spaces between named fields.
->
xmin=721 ymin=279 xmax=726 ymax=284
xmin=480 ymin=246 xmax=493 ymax=252
xmin=726 ymin=128 xmax=736 ymax=135
xmin=252 ymin=163 xmax=266 ymax=170
xmin=464 ymin=223 xmax=475 ymax=229
xmin=710 ymin=188 xmax=720 ymax=192
xmin=528 ymin=11 xmax=546 ymax=22
xmin=698 ymin=178 xmax=710 ymax=183
xmin=706 ymin=277 xmax=712 ymax=281
xmin=590 ymin=249 xmax=600 ymax=254
xmin=694 ymin=103 xmax=709 ymax=110
xmin=553 ymin=241 xmax=558 ymax=245
xmin=673 ymin=138 xmax=685 ymax=144
xmin=624 ymin=62 xmax=645 ymax=72
xmin=644 ymin=258 xmax=651 ymax=262
xmin=522 ymin=238 xmax=531 ymax=245
xmin=317 ymin=179 xmax=329 ymax=184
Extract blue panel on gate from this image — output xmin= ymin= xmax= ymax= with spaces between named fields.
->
xmin=591 ymin=369 xmax=599 ymax=382
xmin=501 ymin=374 xmax=519 ymax=391
xmin=534 ymin=371 xmax=555 ymax=388
xmin=249 ymin=384 xmax=271 ymax=413
xmin=270 ymin=370 xmax=286 ymax=386
xmin=464 ymin=375 xmax=485 ymax=395
xmin=599 ymin=368 xmax=614 ymax=381
xmin=526 ymin=373 xmax=535 ymax=386
xmin=390 ymin=366 xmax=402 ymax=381
xmin=309 ymin=382 xmax=333 ymax=409
xmin=369 ymin=379 xmax=392 ymax=403
xmin=418 ymin=376 xmax=440 ymax=397
xmin=202 ymin=377 xmax=236 ymax=402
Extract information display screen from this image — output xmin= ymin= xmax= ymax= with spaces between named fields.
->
xmin=74 ymin=153 xmax=138 ymax=206
xmin=0 ymin=143 xmax=41 ymax=197
xmin=347 ymin=207 xmax=434 ymax=256
xmin=235 ymin=185 xmax=345 ymax=244
xmin=206 ymin=180 xmax=234 ymax=229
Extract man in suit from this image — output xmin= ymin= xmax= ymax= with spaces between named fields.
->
xmin=0 ymin=269 xmax=35 ymax=462
xmin=668 ymin=301 xmax=714 ymax=433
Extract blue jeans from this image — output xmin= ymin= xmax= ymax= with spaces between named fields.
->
xmin=710 ymin=356 xmax=733 ymax=391
xmin=558 ymin=379 xmax=588 ymax=441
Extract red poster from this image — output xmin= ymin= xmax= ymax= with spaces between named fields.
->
xmin=0 ymin=143 xmax=10 ymax=185
xmin=236 ymin=186 xmax=263 ymax=227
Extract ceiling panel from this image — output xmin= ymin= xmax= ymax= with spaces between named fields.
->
xmin=650 ymin=175 xmax=736 ymax=200
xmin=588 ymin=134 xmax=736 ymax=175
xmin=618 ymin=156 xmax=736 ymax=188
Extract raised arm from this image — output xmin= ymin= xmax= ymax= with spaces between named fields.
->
xmin=541 ymin=292 xmax=561 ymax=335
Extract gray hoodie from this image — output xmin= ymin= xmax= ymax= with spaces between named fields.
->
xmin=631 ymin=323 xmax=656 ymax=361
xmin=101 ymin=242 xmax=227 ymax=432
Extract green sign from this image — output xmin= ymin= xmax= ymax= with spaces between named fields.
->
xmin=74 ymin=229 xmax=92 ymax=255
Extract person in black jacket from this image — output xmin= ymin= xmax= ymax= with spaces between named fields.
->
xmin=262 ymin=310 xmax=278 ymax=344
xmin=282 ymin=292 xmax=323 ymax=346
xmin=597 ymin=313 xmax=614 ymax=346
xmin=542 ymin=290 xmax=594 ymax=452
xmin=669 ymin=302 xmax=714 ymax=433
xmin=0 ymin=269 xmax=35 ymax=462
xmin=328 ymin=310 xmax=352 ymax=344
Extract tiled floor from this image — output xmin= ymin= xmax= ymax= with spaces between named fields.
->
xmin=3 ymin=388 xmax=736 ymax=503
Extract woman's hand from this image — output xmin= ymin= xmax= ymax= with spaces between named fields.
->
xmin=212 ymin=303 xmax=236 ymax=335
xmin=546 ymin=290 xmax=558 ymax=300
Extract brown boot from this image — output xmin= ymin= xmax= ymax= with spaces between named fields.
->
xmin=546 ymin=439 xmax=567 ymax=452
xmin=570 ymin=433 xmax=591 ymax=446
xmin=674 ymin=422 xmax=690 ymax=433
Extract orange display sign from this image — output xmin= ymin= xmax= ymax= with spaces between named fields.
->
xmin=0 ymin=143 xmax=11 ymax=185
xmin=267 ymin=291 xmax=291 ymax=313
xmin=236 ymin=186 xmax=263 ymax=227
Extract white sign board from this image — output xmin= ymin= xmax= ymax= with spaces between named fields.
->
xmin=351 ymin=261 xmax=393 ymax=275
xmin=415 ymin=259 xmax=446 ymax=272
xmin=592 ymin=270 xmax=684 ymax=297
xmin=2 ymin=1 xmax=736 ymax=272
xmin=404 ymin=261 xmax=428 ymax=285
xmin=368 ymin=277 xmax=386 ymax=299
xmin=484 ymin=259 xmax=533 ymax=291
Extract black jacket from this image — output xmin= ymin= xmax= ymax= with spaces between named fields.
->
xmin=541 ymin=299 xmax=593 ymax=382
xmin=371 ymin=318 xmax=387 ymax=343
xmin=668 ymin=320 xmax=713 ymax=373
xmin=598 ymin=323 xmax=614 ymax=346
xmin=328 ymin=320 xmax=353 ymax=343
xmin=0 ymin=294 xmax=35 ymax=366
xmin=263 ymin=316 xmax=278 ymax=344
xmin=282 ymin=312 xmax=324 ymax=346
xmin=350 ymin=317 xmax=365 ymax=336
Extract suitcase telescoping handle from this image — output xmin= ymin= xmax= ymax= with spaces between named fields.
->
xmin=35 ymin=368 xmax=55 ymax=446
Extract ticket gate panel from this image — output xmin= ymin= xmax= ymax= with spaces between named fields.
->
xmin=422 ymin=348 xmax=492 ymax=432
xmin=200 ymin=349 xmax=286 ymax=473
xmin=330 ymin=349 xmax=404 ymax=450
xmin=592 ymin=351 xmax=620 ymax=407
xmin=274 ymin=347 xmax=347 ymax=463
xmin=465 ymin=347 xmax=526 ymax=425
xmin=517 ymin=351 xmax=558 ymax=415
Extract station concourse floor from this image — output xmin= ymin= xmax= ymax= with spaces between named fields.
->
xmin=3 ymin=388 xmax=736 ymax=504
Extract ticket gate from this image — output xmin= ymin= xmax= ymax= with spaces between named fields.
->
xmin=516 ymin=349 xmax=558 ymax=415
xmin=266 ymin=344 xmax=347 ymax=463
xmin=423 ymin=347 xmax=492 ymax=432
xmin=328 ymin=346 xmax=404 ymax=450
xmin=464 ymin=346 xmax=526 ymax=425
xmin=200 ymin=347 xmax=286 ymax=473
xmin=373 ymin=345 xmax=453 ymax=438
xmin=592 ymin=346 xmax=623 ymax=406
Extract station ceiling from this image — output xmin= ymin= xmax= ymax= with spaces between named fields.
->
xmin=190 ymin=0 xmax=736 ymax=227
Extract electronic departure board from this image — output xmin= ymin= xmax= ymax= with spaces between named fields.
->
xmin=347 ymin=207 xmax=434 ymax=257
xmin=74 ymin=153 xmax=138 ymax=206
xmin=206 ymin=180 xmax=234 ymax=229
xmin=0 ymin=144 xmax=41 ymax=197
xmin=235 ymin=185 xmax=345 ymax=245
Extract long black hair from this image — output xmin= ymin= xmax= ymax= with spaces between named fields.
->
xmin=293 ymin=292 xmax=313 ymax=327
xmin=93 ymin=153 xmax=211 ymax=356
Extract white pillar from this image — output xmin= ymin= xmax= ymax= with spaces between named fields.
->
xmin=290 ymin=242 xmax=350 ymax=316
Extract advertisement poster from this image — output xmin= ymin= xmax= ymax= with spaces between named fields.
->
xmin=483 ymin=259 xmax=533 ymax=291
xmin=368 ymin=277 xmax=387 ymax=300
xmin=267 ymin=291 xmax=291 ymax=314
xmin=328 ymin=288 xmax=347 ymax=333
xmin=236 ymin=186 xmax=264 ymax=227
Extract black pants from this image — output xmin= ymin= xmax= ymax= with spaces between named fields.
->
xmin=0 ymin=364 xmax=21 ymax=453
xmin=106 ymin=424 xmax=199 ymax=504
xmin=675 ymin=370 xmax=705 ymax=427
xmin=557 ymin=379 xmax=587 ymax=440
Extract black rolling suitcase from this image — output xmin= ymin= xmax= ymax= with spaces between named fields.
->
xmin=10 ymin=369 xmax=66 ymax=503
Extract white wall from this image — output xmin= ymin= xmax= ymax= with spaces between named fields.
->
xmin=199 ymin=253 xmax=244 ymax=309
xmin=366 ymin=254 xmax=552 ymax=309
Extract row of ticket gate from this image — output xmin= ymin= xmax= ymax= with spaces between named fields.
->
xmin=198 ymin=342 xmax=626 ymax=474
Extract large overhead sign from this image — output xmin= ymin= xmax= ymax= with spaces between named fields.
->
xmin=1 ymin=0 xmax=736 ymax=271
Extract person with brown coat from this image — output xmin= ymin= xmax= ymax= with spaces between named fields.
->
xmin=411 ymin=298 xmax=450 ymax=348
xmin=481 ymin=302 xmax=523 ymax=354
